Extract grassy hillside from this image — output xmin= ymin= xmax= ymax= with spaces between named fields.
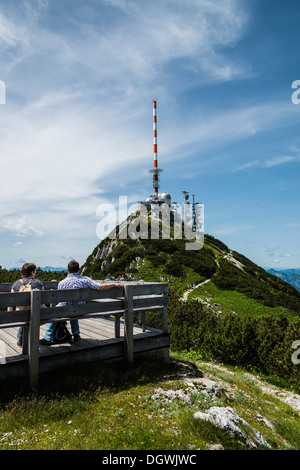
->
xmin=188 ymin=280 xmax=298 ymax=322
xmin=0 ymin=353 xmax=299 ymax=450
xmin=1 ymin=223 xmax=300 ymax=451
xmin=82 ymin=231 xmax=300 ymax=317
xmin=81 ymin=228 xmax=300 ymax=392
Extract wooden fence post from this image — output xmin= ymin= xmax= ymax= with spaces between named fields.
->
xmin=138 ymin=311 xmax=146 ymax=332
xmin=28 ymin=289 xmax=41 ymax=391
xmin=115 ymin=314 xmax=120 ymax=338
xmin=162 ymin=293 xmax=168 ymax=333
xmin=124 ymin=284 xmax=134 ymax=365
xmin=22 ymin=324 xmax=29 ymax=356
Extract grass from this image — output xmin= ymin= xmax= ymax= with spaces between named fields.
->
xmin=188 ymin=280 xmax=299 ymax=321
xmin=128 ymin=258 xmax=204 ymax=297
xmin=0 ymin=353 xmax=299 ymax=450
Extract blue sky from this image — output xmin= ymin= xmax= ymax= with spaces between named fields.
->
xmin=0 ymin=0 xmax=300 ymax=270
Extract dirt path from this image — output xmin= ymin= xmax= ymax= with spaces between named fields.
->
xmin=181 ymin=278 xmax=211 ymax=301
xmin=201 ymin=362 xmax=300 ymax=412
xmin=181 ymin=256 xmax=221 ymax=302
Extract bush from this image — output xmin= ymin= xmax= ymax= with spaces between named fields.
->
xmin=213 ymin=259 xmax=300 ymax=312
xmin=164 ymin=294 xmax=300 ymax=391
xmin=166 ymin=256 xmax=185 ymax=277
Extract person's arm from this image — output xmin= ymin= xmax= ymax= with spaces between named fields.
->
xmin=99 ymin=282 xmax=123 ymax=290
xmin=85 ymin=276 xmax=122 ymax=291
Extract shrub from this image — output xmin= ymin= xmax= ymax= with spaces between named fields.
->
xmin=213 ymin=259 xmax=300 ymax=313
xmin=164 ymin=294 xmax=300 ymax=391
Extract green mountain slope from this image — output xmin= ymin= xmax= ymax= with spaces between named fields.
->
xmin=82 ymin=228 xmax=300 ymax=318
xmin=1 ymin=354 xmax=300 ymax=450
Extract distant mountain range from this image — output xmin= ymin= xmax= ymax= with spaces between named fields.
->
xmin=8 ymin=266 xmax=66 ymax=272
xmin=41 ymin=266 xmax=66 ymax=272
xmin=266 ymin=268 xmax=300 ymax=292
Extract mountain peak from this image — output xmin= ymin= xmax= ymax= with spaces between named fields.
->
xmin=82 ymin=230 xmax=300 ymax=315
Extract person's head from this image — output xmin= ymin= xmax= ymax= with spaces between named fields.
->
xmin=21 ymin=263 xmax=37 ymax=278
xmin=68 ymin=260 xmax=80 ymax=273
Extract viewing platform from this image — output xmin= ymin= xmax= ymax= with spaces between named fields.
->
xmin=0 ymin=281 xmax=170 ymax=390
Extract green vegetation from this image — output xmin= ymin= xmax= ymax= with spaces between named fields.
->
xmin=82 ymin=232 xmax=300 ymax=315
xmin=0 ymin=267 xmax=67 ymax=284
xmin=0 ymin=354 xmax=299 ymax=450
xmin=164 ymin=293 xmax=300 ymax=392
xmin=81 ymin=229 xmax=300 ymax=392
xmin=189 ymin=280 xmax=299 ymax=321
xmin=1 ymin=227 xmax=300 ymax=450
xmin=213 ymin=256 xmax=300 ymax=312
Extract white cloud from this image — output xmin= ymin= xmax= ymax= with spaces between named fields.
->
xmin=265 ymin=247 xmax=276 ymax=257
xmin=1 ymin=0 xmax=299 ymax=268
xmin=2 ymin=217 xmax=45 ymax=238
xmin=287 ymin=223 xmax=300 ymax=228
xmin=0 ymin=0 xmax=253 ymax=215
xmin=265 ymin=247 xmax=292 ymax=261
xmin=234 ymin=160 xmax=261 ymax=171
xmin=98 ymin=0 xmax=248 ymax=83
xmin=0 ymin=0 xmax=250 ymax=94
xmin=233 ymin=150 xmax=300 ymax=173
xmin=1 ymin=96 xmax=299 ymax=257
xmin=213 ymin=224 xmax=253 ymax=236
xmin=264 ymin=156 xmax=296 ymax=168
xmin=0 ymin=11 xmax=25 ymax=48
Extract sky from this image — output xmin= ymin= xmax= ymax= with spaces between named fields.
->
xmin=0 ymin=0 xmax=300 ymax=270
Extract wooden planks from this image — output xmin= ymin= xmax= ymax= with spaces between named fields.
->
xmin=0 ymin=316 xmax=162 ymax=359
xmin=0 ymin=281 xmax=170 ymax=388
xmin=0 ymin=316 xmax=169 ymax=380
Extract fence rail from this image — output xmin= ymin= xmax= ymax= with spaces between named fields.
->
xmin=0 ymin=281 xmax=59 ymax=292
xmin=0 ymin=282 xmax=169 ymax=390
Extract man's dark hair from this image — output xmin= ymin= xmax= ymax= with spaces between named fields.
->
xmin=68 ymin=260 xmax=80 ymax=273
xmin=21 ymin=263 xmax=36 ymax=277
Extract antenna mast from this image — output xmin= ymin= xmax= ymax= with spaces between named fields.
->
xmin=149 ymin=100 xmax=163 ymax=200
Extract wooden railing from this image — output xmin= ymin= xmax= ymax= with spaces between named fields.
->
xmin=0 ymin=282 xmax=169 ymax=389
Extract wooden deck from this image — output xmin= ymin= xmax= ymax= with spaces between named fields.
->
xmin=0 ymin=316 xmax=170 ymax=379
xmin=0 ymin=281 xmax=170 ymax=387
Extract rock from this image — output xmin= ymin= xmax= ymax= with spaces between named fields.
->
xmin=95 ymin=239 xmax=116 ymax=262
xmin=256 ymin=414 xmax=274 ymax=430
xmin=207 ymin=443 xmax=224 ymax=450
xmin=193 ymin=406 xmax=270 ymax=449
xmin=151 ymin=387 xmax=191 ymax=404
xmin=206 ymin=384 xmax=221 ymax=400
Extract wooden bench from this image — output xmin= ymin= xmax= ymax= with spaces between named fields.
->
xmin=0 ymin=281 xmax=169 ymax=390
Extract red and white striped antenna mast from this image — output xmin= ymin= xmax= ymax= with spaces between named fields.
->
xmin=149 ymin=100 xmax=163 ymax=200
